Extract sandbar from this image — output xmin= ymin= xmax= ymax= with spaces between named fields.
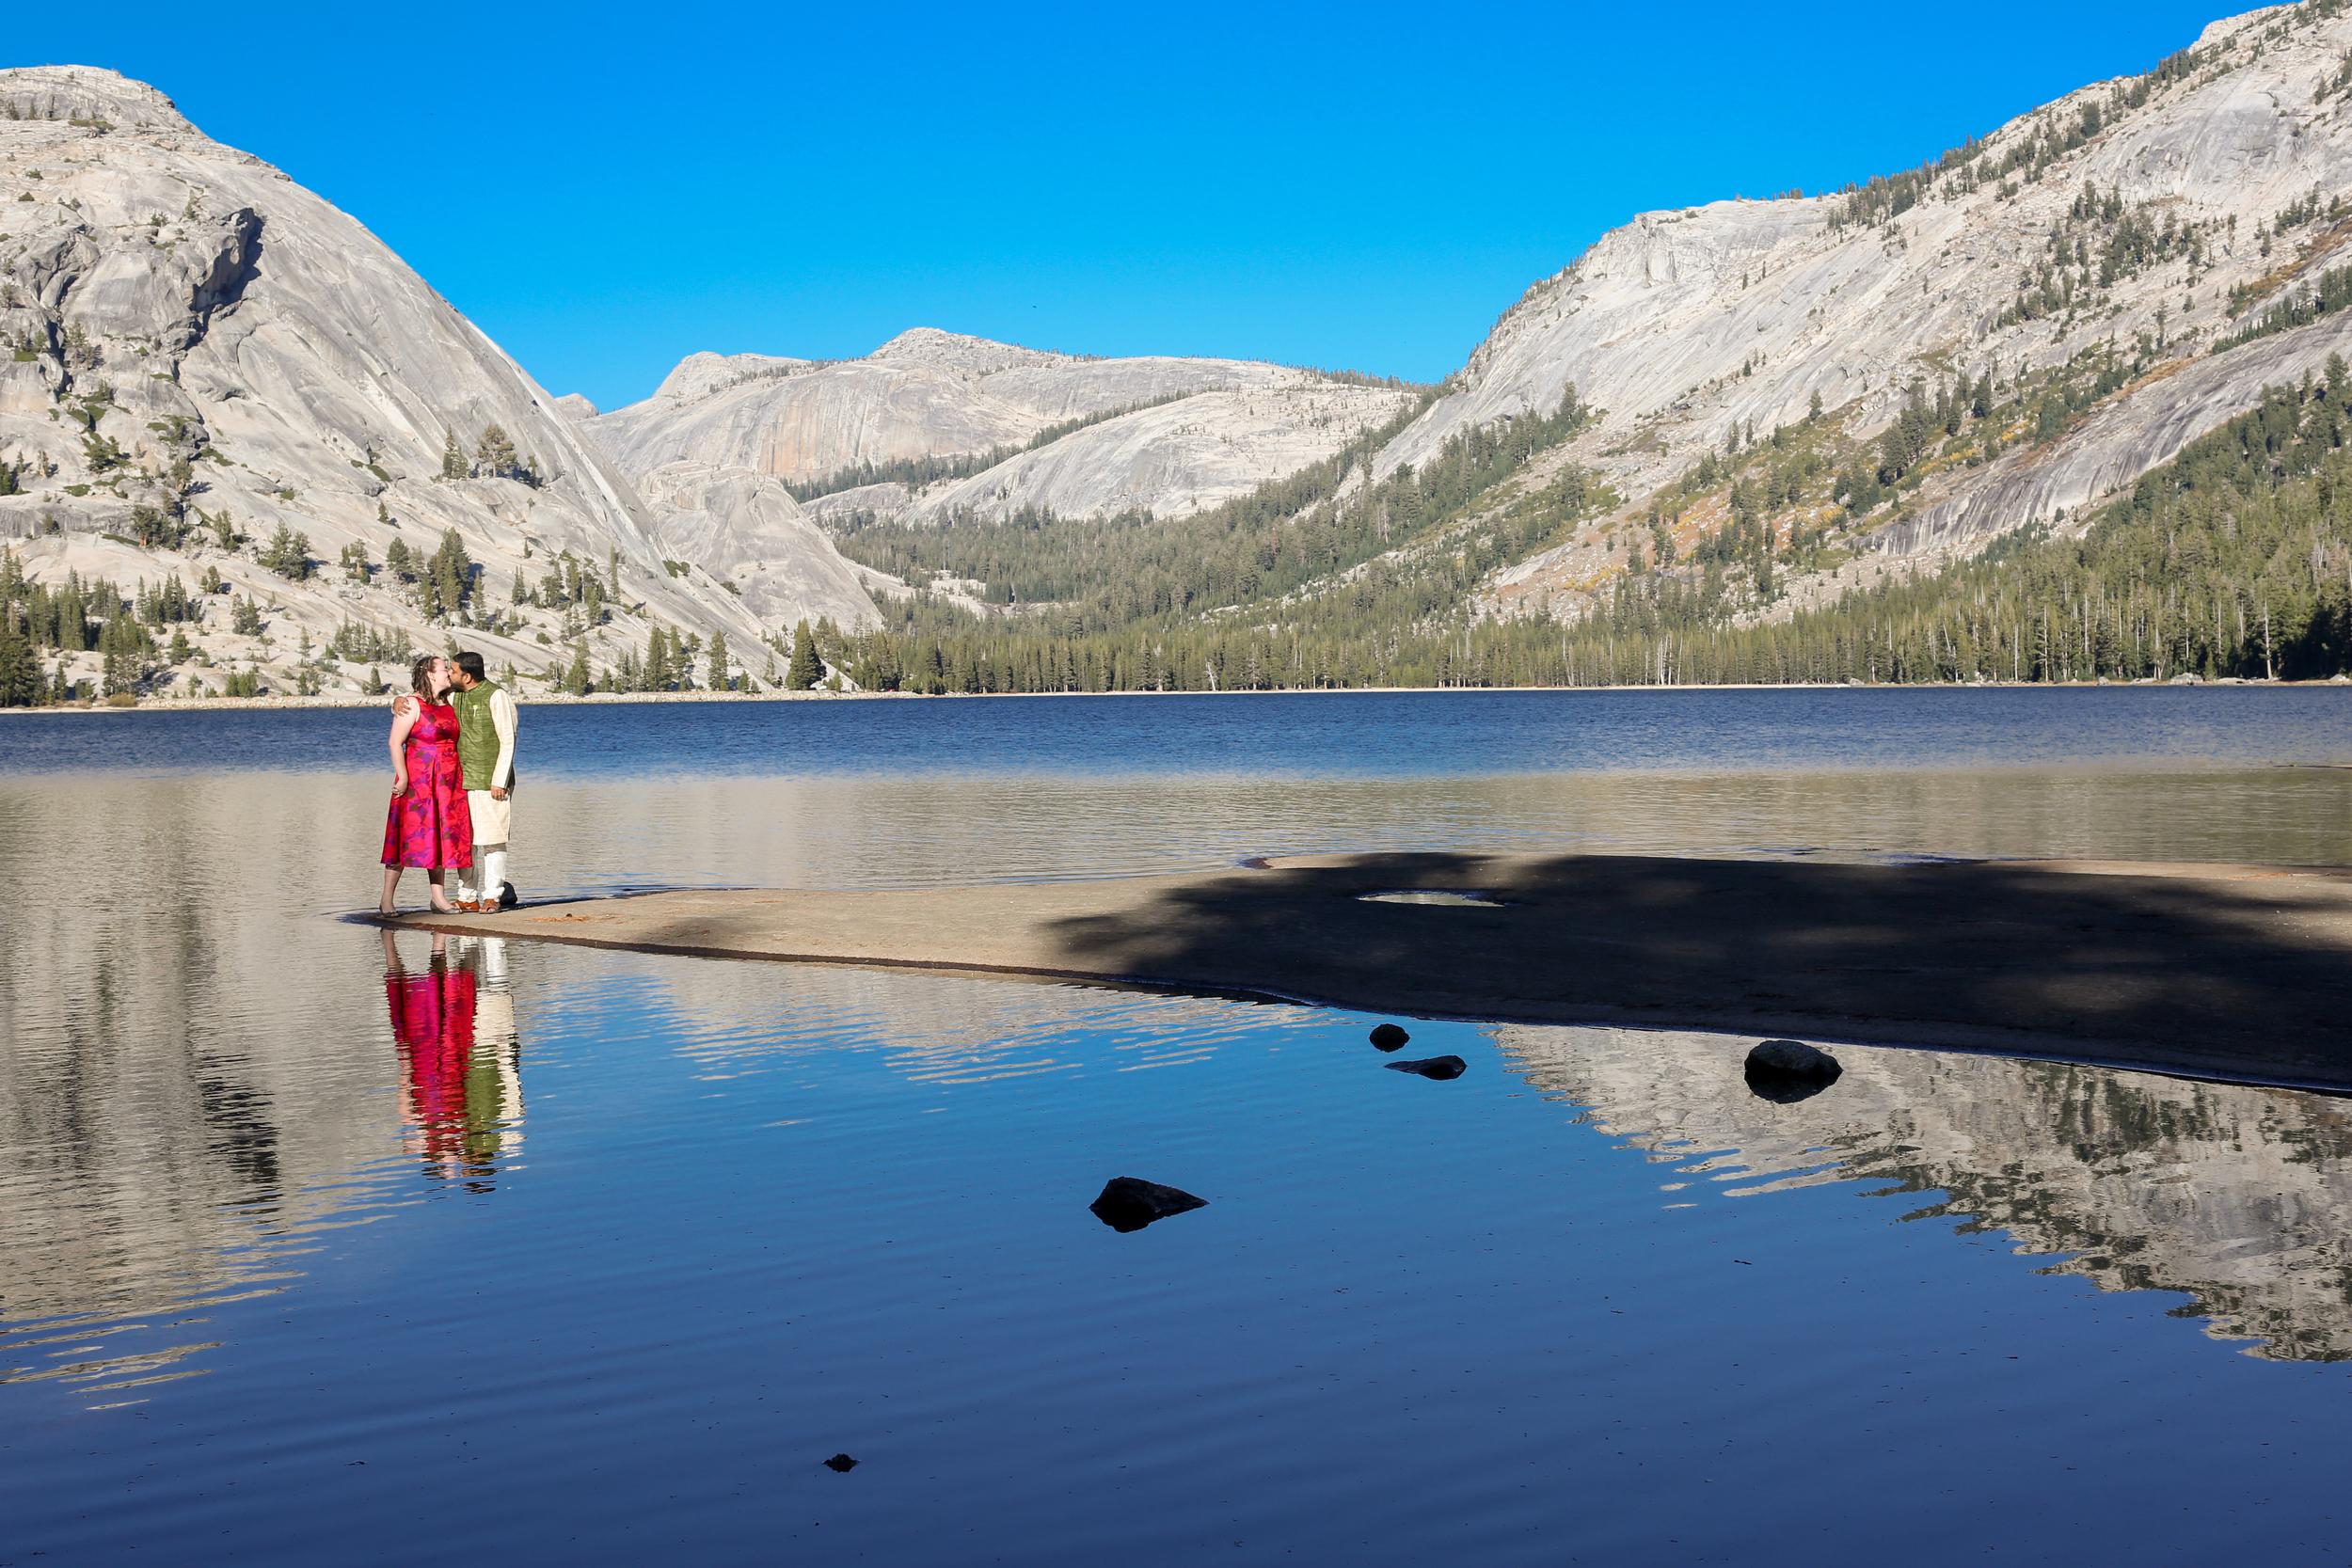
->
xmin=387 ymin=852 xmax=2352 ymax=1092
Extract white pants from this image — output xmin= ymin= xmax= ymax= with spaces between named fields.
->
xmin=458 ymin=787 xmax=512 ymax=904
xmin=459 ymin=841 xmax=509 ymax=904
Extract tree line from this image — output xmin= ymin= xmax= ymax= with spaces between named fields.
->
xmin=795 ymin=365 xmax=2352 ymax=694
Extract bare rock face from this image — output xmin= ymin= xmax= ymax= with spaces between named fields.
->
xmin=0 ymin=65 xmax=871 ymax=696
xmin=553 ymin=393 xmax=599 ymax=422
xmin=899 ymin=381 xmax=1415 ymax=525
xmin=635 ymin=461 xmax=879 ymax=632
xmin=1408 ymin=5 xmax=2352 ymax=581
xmin=1872 ymin=305 xmax=2352 ymax=555
xmin=584 ymin=327 xmax=1414 ymax=522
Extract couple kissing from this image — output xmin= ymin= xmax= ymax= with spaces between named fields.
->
xmin=379 ymin=650 xmax=519 ymax=916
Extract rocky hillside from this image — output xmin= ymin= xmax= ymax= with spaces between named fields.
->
xmin=582 ymin=328 xmax=1418 ymax=526
xmin=628 ymin=2 xmax=2352 ymax=695
xmin=0 ymin=66 xmax=872 ymax=702
xmin=1419 ymin=0 xmax=2352 ymax=617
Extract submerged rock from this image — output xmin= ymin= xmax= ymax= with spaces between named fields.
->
xmin=1386 ymin=1054 xmax=1468 ymax=1080
xmin=1744 ymin=1039 xmax=1842 ymax=1102
xmin=1369 ymin=1022 xmax=1411 ymax=1051
xmin=824 ymin=1453 xmax=858 ymax=1472
xmin=1089 ymin=1176 xmax=1209 ymax=1233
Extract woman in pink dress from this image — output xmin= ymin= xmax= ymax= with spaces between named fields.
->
xmin=381 ymin=928 xmax=480 ymax=1177
xmin=379 ymin=654 xmax=473 ymax=914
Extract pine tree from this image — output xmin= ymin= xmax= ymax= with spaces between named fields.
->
xmin=564 ymin=643 xmax=591 ymax=695
xmin=707 ymin=630 xmax=730 ymax=691
xmin=0 ymin=616 xmax=36 ymax=705
xmin=429 ymin=529 xmax=471 ymax=615
xmin=474 ymin=423 xmax=518 ymax=479
xmin=786 ymin=620 xmax=822 ymax=689
xmin=440 ymin=427 xmax=468 ymax=481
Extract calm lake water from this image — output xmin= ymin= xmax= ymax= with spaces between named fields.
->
xmin=3 ymin=689 xmax=2349 ymax=1564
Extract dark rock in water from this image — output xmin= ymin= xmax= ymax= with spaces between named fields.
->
xmin=1090 ymin=1176 xmax=1209 ymax=1233
xmin=825 ymin=1453 xmax=858 ymax=1472
xmin=1369 ymin=1022 xmax=1411 ymax=1051
xmin=1386 ymin=1054 xmax=1468 ymax=1080
xmin=1744 ymin=1039 xmax=1842 ymax=1102
xmin=1746 ymin=1071 xmax=1838 ymax=1105
xmin=1746 ymin=1038 xmax=1841 ymax=1077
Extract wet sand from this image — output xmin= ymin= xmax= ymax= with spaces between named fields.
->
xmin=387 ymin=852 xmax=2352 ymax=1091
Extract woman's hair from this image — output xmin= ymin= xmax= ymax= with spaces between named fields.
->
xmin=408 ymin=654 xmax=439 ymax=700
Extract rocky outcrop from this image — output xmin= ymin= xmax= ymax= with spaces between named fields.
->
xmin=1872 ymin=306 xmax=2352 ymax=554
xmin=898 ymin=382 xmax=1415 ymax=525
xmin=634 ymin=461 xmax=879 ymax=631
xmin=1500 ymin=1023 xmax=2352 ymax=1361
xmin=583 ymin=327 xmax=1413 ymax=524
xmin=0 ymin=65 xmax=874 ymax=696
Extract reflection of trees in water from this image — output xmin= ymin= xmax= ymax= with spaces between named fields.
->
xmin=1499 ymin=1027 xmax=2352 ymax=1362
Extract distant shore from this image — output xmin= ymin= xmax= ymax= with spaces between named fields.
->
xmin=7 ymin=676 xmax=2352 ymax=714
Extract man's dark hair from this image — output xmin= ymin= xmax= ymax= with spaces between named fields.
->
xmin=453 ymin=651 xmax=487 ymax=681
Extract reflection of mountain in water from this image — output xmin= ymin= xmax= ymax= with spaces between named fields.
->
xmin=1499 ymin=1026 xmax=2352 ymax=1361
xmin=0 ymin=774 xmax=527 ymax=1401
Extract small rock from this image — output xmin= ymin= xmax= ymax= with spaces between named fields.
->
xmin=1743 ymin=1039 xmax=1841 ymax=1102
xmin=1746 ymin=1038 xmax=1840 ymax=1077
xmin=1385 ymin=1054 xmax=1468 ymax=1080
xmin=1089 ymin=1176 xmax=1209 ymax=1233
xmin=825 ymin=1453 xmax=858 ymax=1472
xmin=1368 ymin=1022 xmax=1411 ymax=1051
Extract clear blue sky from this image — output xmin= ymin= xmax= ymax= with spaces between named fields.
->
xmin=21 ymin=0 xmax=2233 ymax=408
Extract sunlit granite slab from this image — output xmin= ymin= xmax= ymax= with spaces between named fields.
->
xmin=389 ymin=853 xmax=2352 ymax=1091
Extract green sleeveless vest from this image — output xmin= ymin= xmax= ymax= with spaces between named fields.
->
xmin=453 ymin=680 xmax=505 ymax=791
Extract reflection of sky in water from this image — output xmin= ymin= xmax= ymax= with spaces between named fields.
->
xmin=3 ymin=696 xmax=2350 ymax=1561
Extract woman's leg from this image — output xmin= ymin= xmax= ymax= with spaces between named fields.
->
xmin=380 ymin=864 xmax=403 ymax=915
xmin=429 ymin=869 xmax=457 ymax=911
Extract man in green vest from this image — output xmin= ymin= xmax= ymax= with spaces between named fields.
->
xmin=447 ymin=650 xmax=518 ymax=911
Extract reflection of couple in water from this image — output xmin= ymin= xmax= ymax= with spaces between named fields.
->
xmin=379 ymin=649 xmax=519 ymax=915
xmin=380 ymin=928 xmax=523 ymax=1184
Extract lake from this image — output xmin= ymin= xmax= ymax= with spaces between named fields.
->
xmin=3 ymin=688 xmax=2349 ymax=1564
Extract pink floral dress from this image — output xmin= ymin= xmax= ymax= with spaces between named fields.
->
xmin=380 ymin=701 xmax=474 ymax=869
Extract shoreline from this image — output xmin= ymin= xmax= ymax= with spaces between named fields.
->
xmin=381 ymin=851 xmax=2352 ymax=1096
xmin=8 ymin=678 xmax=2352 ymax=714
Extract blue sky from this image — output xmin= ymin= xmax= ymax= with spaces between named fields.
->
xmin=24 ymin=1 xmax=2233 ymax=407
